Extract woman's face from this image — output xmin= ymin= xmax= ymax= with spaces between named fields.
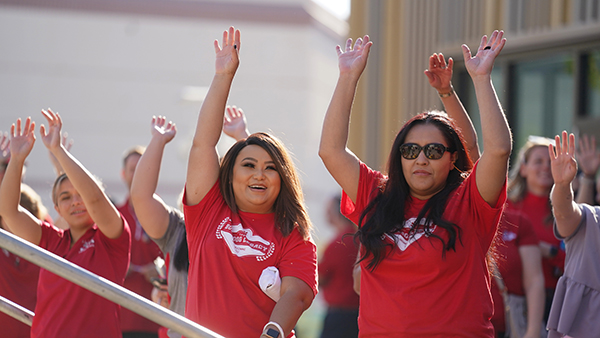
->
xmin=54 ymin=178 xmax=93 ymax=229
xmin=401 ymin=124 xmax=457 ymax=200
xmin=520 ymin=146 xmax=553 ymax=196
xmin=232 ymin=144 xmax=281 ymax=214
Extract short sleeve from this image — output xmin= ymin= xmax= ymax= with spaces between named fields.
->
xmin=277 ymin=231 xmax=318 ymax=296
xmin=341 ymin=162 xmax=386 ymax=227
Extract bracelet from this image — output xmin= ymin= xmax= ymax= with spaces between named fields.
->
xmin=438 ymin=87 xmax=454 ymax=98
xmin=263 ymin=321 xmax=284 ymax=338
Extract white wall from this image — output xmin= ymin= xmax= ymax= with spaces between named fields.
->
xmin=0 ymin=4 xmax=345 ymax=245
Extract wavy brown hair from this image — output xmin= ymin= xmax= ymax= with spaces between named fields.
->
xmin=219 ymin=132 xmax=312 ymax=239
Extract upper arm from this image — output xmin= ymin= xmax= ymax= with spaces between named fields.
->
xmin=320 ymin=149 xmax=361 ymax=203
xmin=91 ymin=198 xmax=124 ymax=239
xmin=131 ymin=193 xmax=171 ymax=239
xmin=2 ymin=207 xmax=43 ymax=245
xmin=280 ymin=276 xmax=315 ymax=309
xmin=476 ymin=153 xmax=509 ymax=206
xmin=185 ymin=144 xmax=220 ymax=206
xmin=555 ymin=203 xmax=583 ymax=239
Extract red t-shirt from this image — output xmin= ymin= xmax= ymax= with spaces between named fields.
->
xmin=507 ymin=192 xmax=565 ymax=288
xmin=118 ymin=198 xmax=162 ymax=334
xmin=0 ymin=248 xmax=40 ymax=338
xmin=31 ymin=220 xmax=130 ymax=338
xmin=183 ymin=181 xmax=318 ymax=338
xmin=490 ymin=209 xmax=539 ymax=332
xmin=342 ymin=161 xmax=506 ymax=337
xmin=318 ymin=228 xmax=360 ymax=309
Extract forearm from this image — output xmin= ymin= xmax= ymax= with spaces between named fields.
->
xmin=192 ymin=74 xmax=234 ymax=149
xmin=575 ymin=175 xmax=595 ymax=204
xmin=319 ymin=73 xmax=359 ymax=160
xmin=131 ymin=136 xmax=166 ymax=202
xmin=523 ymin=275 xmax=545 ymax=337
xmin=266 ymin=291 xmax=312 ymax=337
xmin=440 ymin=89 xmax=480 ymax=161
xmin=551 ymin=182 xmax=582 ymax=237
xmin=472 ymin=76 xmax=511 ymax=158
xmin=0 ymin=158 xmax=25 ymax=218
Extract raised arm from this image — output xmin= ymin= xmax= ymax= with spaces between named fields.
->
xmin=574 ymin=134 xmax=600 ymax=204
xmin=47 ymin=131 xmax=74 ymax=176
xmin=0 ymin=117 xmax=43 ymax=244
xmin=222 ymin=105 xmax=249 ymax=141
xmin=462 ymin=31 xmax=511 ymax=206
xmin=319 ymin=36 xmax=373 ymax=203
xmin=519 ymin=244 xmax=545 ymax=338
xmin=424 ymin=53 xmax=480 ymax=162
xmin=549 ymin=131 xmax=582 ymax=238
xmin=130 ymin=116 xmax=176 ymax=239
xmin=185 ymin=26 xmax=240 ymax=206
xmin=40 ymin=109 xmax=123 ymax=239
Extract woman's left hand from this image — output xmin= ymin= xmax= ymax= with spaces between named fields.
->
xmin=40 ymin=108 xmax=64 ymax=152
xmin=424 ymin=53 xmax=453 ymax=93
xmin=462 ymin=30 xmax=506 ymax=78
xmin=549 ymin=131 xmax=578 ymax=186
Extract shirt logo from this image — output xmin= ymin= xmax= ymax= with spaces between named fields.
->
xmin=385 ymin=217 xmax=436 ymax=251
xmin=79 ymin=239 xmax=95 ymax=254
xmin=215 ymin=217 xmax=275 ymax=261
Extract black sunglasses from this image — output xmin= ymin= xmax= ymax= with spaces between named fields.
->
xmin=399 ymin=143 xmax=453 ymax=160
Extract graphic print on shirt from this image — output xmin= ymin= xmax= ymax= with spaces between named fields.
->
xmin=385 ymin=217 xmax=437 ymax=251
xmin=502 ymin=230 xmax=517 ymax=243
xmin=79 ymin=239 xmax=95 ymax=254
xmin=215 ymin=217 xmax=275 ymax=261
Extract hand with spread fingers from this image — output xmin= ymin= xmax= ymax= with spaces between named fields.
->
xmin=8 ymin=117 xmax=36 ymax=163
xmin=424 ymin=53 xmax=454 ymax=94
xmin=336 ymin=35 xmax=373 ymax=78
xmin=214 ymin=26 xmax=241 ymax=76
xmin=462 ymin=30 xmax=506 ymax=78
xmin=223 ymin=105 xmax=249 ymax=141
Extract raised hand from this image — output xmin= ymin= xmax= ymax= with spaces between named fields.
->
xmin=549 ymin=131 xmax=578 ymax=186
xmin=424 ymin=53 xmax=454 ymax=93
xmin=222 ymin=106 xmax=249 ymax=141
xmin=8 ymin=117 xmax=36 ymax=162
xmin=150 ymin=115 xmax=177 ymax=144
xmin=575 ymin=134 xmax=600 ymax=178
xmin=462 ymin=30 xmax=506 ymax=78
xmin=0 ymin=131 xmax=10 ymax=158
xmin=336 ymin=35 xmax=373 ymax=76
xmin=39 ymin=109 xmax=64 ymax=151
xmin=214 ymin=26 xmax=241 ymax=76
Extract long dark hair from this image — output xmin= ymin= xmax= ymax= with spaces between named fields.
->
xmin=356 ymin=111 xmax=474 ymax=271
xmin=219 ymin=132 xmax=312 ymax=239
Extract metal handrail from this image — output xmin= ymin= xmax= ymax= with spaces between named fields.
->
xmin=0 ymin=228 xmax=224 ymax=338
xmin=0 ymin=295 xmax=34 ymax=326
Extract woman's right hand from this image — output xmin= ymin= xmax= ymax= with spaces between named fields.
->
xmin=9 ymin=117 xmax=36 ymax=162
xmin=151 ymin=115 xmax=177 ymax=144
xmin=39 ymin=109 xmax=64 ymax=152
xmin=214 ymin=26 xmax=241 ymax=76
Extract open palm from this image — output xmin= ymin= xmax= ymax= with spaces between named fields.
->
xmin=462 ymin=30 xmax=506 ymax=78
xmin=337 ymin=36 xmax=373 ymax=75
xmin=151 ymin=116 xmax=177 ymax=144
xmin=424 ymin=53 xmax=453 ymax=92
xmin=549 ymin=131 xmax=577 ymax=186
xmin=40 ymin=109 xmax=64 ymax=151
xmin=214 ymin=26 xmax=240 ymax=75
xmin=9 ymin=117 xmax=36 ymax=161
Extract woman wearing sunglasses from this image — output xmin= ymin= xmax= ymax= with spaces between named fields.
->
xmin=319 ymin=31 xmax=511 ymax=337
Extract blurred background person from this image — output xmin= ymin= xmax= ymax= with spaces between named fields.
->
xmin=507 ymin=136 xmax=565 ymax=324
xmin=318 ymin=194 xmax=359 ymax=338
xmin=118 ymin=146 xmax=163 ymax=338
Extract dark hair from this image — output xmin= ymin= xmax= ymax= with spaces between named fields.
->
xmin=219 ymin=132 xmax=312 ymax=239
xmin=356 ymin=111 xmax=474 ymax=271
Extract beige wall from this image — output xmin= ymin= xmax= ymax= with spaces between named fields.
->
xmin=347 ymin=0 xmax=600 ymax=171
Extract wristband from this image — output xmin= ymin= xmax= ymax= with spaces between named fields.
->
xmin=438 ymin=87 xmax=454 ymax=98
xmin=263 ymin=321 xmax=284 ymax=338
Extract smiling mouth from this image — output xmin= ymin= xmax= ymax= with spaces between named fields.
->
xmin=249 ymin=185 xmax=266 ymax=190
xmin=71 ymin=210 xmax=87 ymax=215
